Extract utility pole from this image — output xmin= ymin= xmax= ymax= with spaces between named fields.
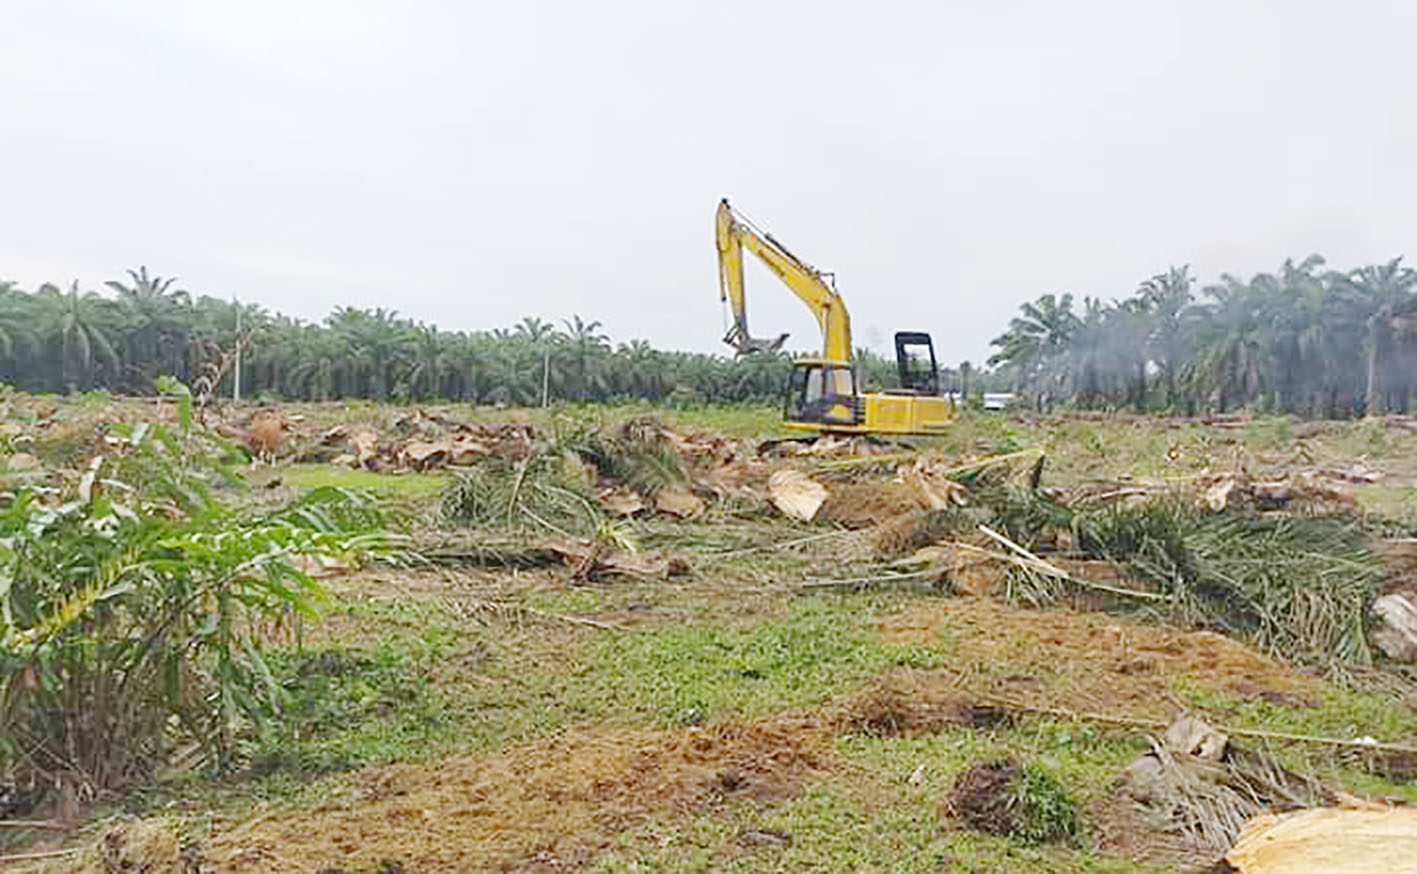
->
xmin=541 ymin=348 xmax=550 ymax=407
xmin=233 ymin=302 xmax=242 ymax=402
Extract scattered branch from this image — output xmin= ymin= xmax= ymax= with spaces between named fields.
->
xmin=974 ymin=524 xmax=1169 ymax=602
xmin=796 ymin=568 xmax=942 ymax=590
xmin=0 ymin=820 xmax=68 ymax=831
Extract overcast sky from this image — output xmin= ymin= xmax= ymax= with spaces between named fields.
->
xmin=4 ymin=1 xmax=1417 ymax=365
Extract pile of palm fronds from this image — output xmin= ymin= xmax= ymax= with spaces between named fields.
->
xmin=908 ymin=475 xmax=1383 ymax=673
xmin=440 ymin=451 xmax=599 ymax=535
xmin=557 ymin=414 xmax=688 ymax=497
xmin=1077 ymin=502 xmax=1382 ymax=673
xmin=441 ymin=414 xmax=690 ymax=536
xmin=1122 ymin=716 xmax=1335 ymax=864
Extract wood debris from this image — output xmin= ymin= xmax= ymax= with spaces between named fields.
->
xmin=597 ymin=486 xmax=646 ymax=517
xmin=767 ymin=470 xmax=828 ymax=520
xmin=1225 ymin=802 xmax=1417 ymax=874
xmin=545 ymin=538 xmax=690 ymax=581
xmin=1372 ymin=590 xmax=1417 ymax=662
xmin=654 ymin=485 xmax=705 ymax=519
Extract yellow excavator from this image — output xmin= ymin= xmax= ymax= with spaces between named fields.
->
xmin=715 ymin=198 xmax=954 ymax=435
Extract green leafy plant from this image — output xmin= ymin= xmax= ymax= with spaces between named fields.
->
xmin=0 ymin=382 xmax=401 ymax=800
xmin=1015 ymin=761 xmax=1082 ymax=845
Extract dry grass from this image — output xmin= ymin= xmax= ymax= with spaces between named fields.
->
xmin=878 ymin=597 xmax=1318 ymax=718
xmin=38 ymin=718 xmax=833 ymax=873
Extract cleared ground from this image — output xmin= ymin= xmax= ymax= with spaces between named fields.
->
xmin=9 ymin=401 xmax=1417 ymax=872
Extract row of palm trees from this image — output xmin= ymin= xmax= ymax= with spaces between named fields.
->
xmin=987 ymin=256 xmax=1417 ymax=416
xmin=0 ymin=269 xmax=809 ymax=404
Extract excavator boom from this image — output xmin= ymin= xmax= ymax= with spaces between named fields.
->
xmin=716 ymin=199 xmax=851 ymax=362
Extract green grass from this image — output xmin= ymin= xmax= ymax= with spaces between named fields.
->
xmin=206 ymin=594 xmax=958 ymax=792
xmin=247 ymin=642 xmax=452 ymax=775
xmin=658 ymin=402 xmax=791 ymax=438
xmin=1243 ymin=417 xmax=1294 ymax=449
xmin=577 ymin=596 xmax=952 ymax=727
xmin=105 ymin=580 xmax=1417 ymax=873
xmin=1174 ymin=678 xmax=1416 ymax=746
xmin=280 ymin=462 xmax=445 ymax=496
xmin=1357 ymin=483 xmax=1417 ymax=520
xmin=211 ymin=573 xmax=1417 ymax=796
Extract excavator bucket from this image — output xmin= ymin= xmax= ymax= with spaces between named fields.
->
xmin=726 ymin=330 xmax=790 ymax=357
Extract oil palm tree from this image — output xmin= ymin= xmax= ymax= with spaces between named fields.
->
xmin=1137 ymin=265 xmax=1194 ymax=408
xmin=988 ymin=293 xmax=1079 ymax=406
xmin=407 ymin=324 xmax=449 ymax=401
xmin=1066 ymin=297 xmax=1111 ymax=408
xmin=107 ymin=266 xmax=191 ymax=390
xmin=35 ymin=282 xmax=123 ymax=392
xmin=1336 ymin=258 xmax=1417 ymax=413
xmin=1187 ymin=275 xmax=1265 ymax=412
xmin=562 ymin=314 xmax=610 ymax=401
xmin=0 ymin=282 xmax=39 ymax=387
xmin=326 ymin=307 xmax=415 ymax=400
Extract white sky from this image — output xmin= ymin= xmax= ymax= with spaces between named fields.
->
xmin=3 ymin=1 xmax=1416 ymax=365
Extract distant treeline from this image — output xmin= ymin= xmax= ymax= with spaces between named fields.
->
xmin=989 ymin=256 xmax=1417 ymax=416
xmin=12 ymin=256 xmax=1409 ymax=416
xmin=0 ymin=268 xmax=937 ymax=405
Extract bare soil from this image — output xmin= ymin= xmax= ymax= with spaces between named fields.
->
xmin=64 ymin=718 xmax=832 ymax=873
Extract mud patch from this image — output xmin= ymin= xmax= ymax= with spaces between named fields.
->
xmin=817 ymin=481 xmax=923 ymax=528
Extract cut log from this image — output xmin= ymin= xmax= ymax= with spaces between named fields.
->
xmin=768 ymin=469 xmax=828 ymax=521
xmin=1226 ymin=804 xmax=1417 ymax=873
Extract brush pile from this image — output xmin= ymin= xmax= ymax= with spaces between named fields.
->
xmin=438 ymin=416 xmax=736 ymax=532
xmin=201 ymin=405 xmax=1408 ymax=676
xmin=433 ymin=413 xmax=1398 ymax=677
xmin=1120 ymin=715 xmax=1335 ymax=862
xmin=305 ymin=417 xmax=536 ymax=471
xmin=1075 ymin=506 xmax=1383 ymax=671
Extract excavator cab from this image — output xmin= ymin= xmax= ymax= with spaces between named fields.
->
xmin=893 ymin=331 xmax=940 ymax=395
xmin=785 ymin=360 xmax=860 ymax=426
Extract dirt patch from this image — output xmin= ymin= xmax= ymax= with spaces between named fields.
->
xmin=942 ymin=759 xmax=1023 ymax=835
xmin=817 ymin=480 xmax=924 ymax=527
xmin=830 ymin=667 xmax=1005 ymax=736
xmin=78 ymin=717 xmax=833 ymax=873
xmin=879 ymin=598 xmax=1316 ymax=719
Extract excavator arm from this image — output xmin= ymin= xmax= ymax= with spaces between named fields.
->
xmin=715 ymin=199 xmax=852 ymax=362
